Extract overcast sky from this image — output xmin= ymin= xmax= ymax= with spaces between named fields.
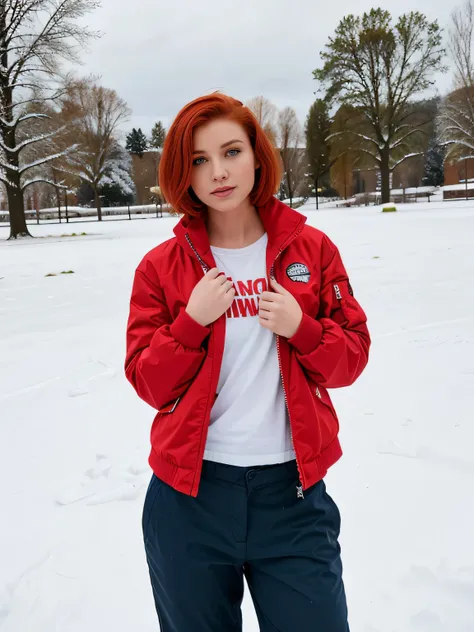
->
xmin=76 ymin=0 xmax=455 ymax=139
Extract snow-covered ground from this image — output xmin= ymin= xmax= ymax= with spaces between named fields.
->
xmin=1 ymin=199 xmax=473 ymax=631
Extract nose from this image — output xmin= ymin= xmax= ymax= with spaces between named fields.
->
xmin=212 ymin=160 xmax=228 ymax=182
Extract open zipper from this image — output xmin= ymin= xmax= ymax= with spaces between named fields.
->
xmin=186 ymin=228 xmax=306 ymax=498
xmin=269 ymin=226 xmax=305 ymax=499
xmin=185 ymin=233 xmax=210 ymax=273
xmin=184 ymin=231 xmax=225 ymax=494
xmin=157 ymin=235 xmax=211 ymax=417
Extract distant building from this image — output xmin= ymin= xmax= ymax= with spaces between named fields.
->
xmin=444 ymin=157 xmax=474 ymax=185
xmin=339 ymin=155 xmax=426 ymax=198
xmin=130 ymin=150 xmax=161 ymax=205
xmin=443 ymin=157 xmax=474 ymax=200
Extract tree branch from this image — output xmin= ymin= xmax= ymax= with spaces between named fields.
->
xmin=390 ymin=151 xmax=422 ymax=170
xmin=22 ymin=177 xmax=68 ymax=192
xmin=326 ymin=129 xmax=381 ymax=149
xmin=390 ymin=127 xmax=424 ymax=149
xmin=19 ymin=145 xmax=79 ymax=175
xmin=345 ymin=145 xmax=381 ymax=164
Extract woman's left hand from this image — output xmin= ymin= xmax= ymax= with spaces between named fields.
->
xmin=259 ymin=279 xmax=303 ymax=338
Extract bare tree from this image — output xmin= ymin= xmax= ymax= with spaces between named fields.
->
xmin=20 ymin=100 xmax=68 ymax=213
xmin=58 ymin=78 xmax=131 ymax=220
xmin=0 ymin=0 xmax=100 ymax=239
xmin=246 ymin=95 xmax=278 ymax=145
xmin=278 ymin=107 xmax=305 ymax=206
xmin=314 ymin=8 xmax=447 ymax=203
xmin=439 ymin=1 xmax=474 ymax=164
xmin=450 ymin=0 xmax=474 ymax=89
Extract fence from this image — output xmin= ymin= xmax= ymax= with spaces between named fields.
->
xmin=350 ymin=187 xmax=438 ymax=206
xmin=0 ymin=203 xmax=172 ymax=226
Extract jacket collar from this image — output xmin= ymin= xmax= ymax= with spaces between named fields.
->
xmin=173 ymin=197 xmax=307 ymax=269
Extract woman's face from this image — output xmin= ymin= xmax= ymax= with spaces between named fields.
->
xmin=190 ymin=118 xmax=259 ymax=213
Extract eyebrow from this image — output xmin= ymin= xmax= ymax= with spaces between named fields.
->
xmin=192 ymin=139 xmax=244 ymax=155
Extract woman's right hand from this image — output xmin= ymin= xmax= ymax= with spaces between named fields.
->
xmin=185 ymin=268 xmax=235 ymax=327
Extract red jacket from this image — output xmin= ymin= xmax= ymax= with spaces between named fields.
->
xmin=125 ymin=198 xmax=370 ymax=497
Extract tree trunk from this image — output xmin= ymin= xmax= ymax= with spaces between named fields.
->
xmin=94 ymin=187 xmax=103 ymax=221
xmin=7 ymin=175 xmax=31 ymax=239
xmin=315 ymin=177 xmax=319 ymax=210
xmin=381 ymin=147 xmax=390 ymax=204
xmin=1 ymin=101 xmax=31 ymax=238
xmin=52 ymin=168 xmax=62 ymax=222
xmin=1 ymin=23 xmax=30 ymax=239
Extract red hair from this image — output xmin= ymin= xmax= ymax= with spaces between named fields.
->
xmin=159 ymin=93 xmax=282 ymax=218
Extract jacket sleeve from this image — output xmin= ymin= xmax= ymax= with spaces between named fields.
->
xmin=287 ymin=234 xmax=370 ymax=388
xmin=124 ymin=263 xmax=210 ymax=411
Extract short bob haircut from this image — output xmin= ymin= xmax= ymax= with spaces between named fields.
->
xmin=159 ymin=93 xmax=282 ymax=219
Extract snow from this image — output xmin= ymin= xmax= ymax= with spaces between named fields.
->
xmin=4 ymin=127 xmax=65 ymax=156
xmin=0 ymin=159 xmax=19 ymax=172
xmin=327 ymin=130 xmax=379 ymax=147
xmin=100 ymin=153 xmax=135 ymax=195
xmin=1 ymin=199 xmax=474 ymax=631
xmin=0 ymin=205 xmax=171 ymax=223
xmin=0 ymin=113 xmax=50 ymax=130
xmin=21 ymin=178 xmax=68 ymax=192
xmin=282 ymin=196 xmax=306 ymax=204
xmin=66 ymin=143 xmax=134 ymax=194
xmin=390 ymin=152 xmax=423 ymax=169
xmin=20 ymin=151 xmax=77 ymax=175
xmin=390 ymin=186 xmax=437 ymax=195
xmin=443 ymin=182 xmax=474 ymax=191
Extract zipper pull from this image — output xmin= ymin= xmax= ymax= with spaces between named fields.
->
xmin=296 ymin=485 xmax=305 ymax=499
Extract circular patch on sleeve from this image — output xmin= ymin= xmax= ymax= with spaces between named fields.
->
xmin=286 ymin=262 xmax=310 ymax=283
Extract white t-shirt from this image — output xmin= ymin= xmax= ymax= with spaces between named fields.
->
xmin=203 ymin=233 xmax=296 ymax=466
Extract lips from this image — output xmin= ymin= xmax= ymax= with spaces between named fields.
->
xmin=211 ymin=187 xmax=235 ymax=198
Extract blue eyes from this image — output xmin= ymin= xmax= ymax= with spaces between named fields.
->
xmin=193 ymin=148 xmax=241 ymax=166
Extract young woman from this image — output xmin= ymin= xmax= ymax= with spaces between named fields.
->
xmin=125 ymin=93 xmax=371 ymax=632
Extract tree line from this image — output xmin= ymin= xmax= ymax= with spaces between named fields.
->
xmin=0 ymin=0 xmax=471 ymax=238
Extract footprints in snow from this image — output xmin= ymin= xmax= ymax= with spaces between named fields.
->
xmin=359 ymin=564 xmax=474 ymax=632
xmin=405 ymin=563 xmax=474 ymax=631
xmin=67 ymin=359 xmax=116 ymax=398
xmin=56 ymin=453 xmax=150 ymax=507
xmin=0 ymin=359 xmax=117 ymax=401
xmin=376 ymin=437 xmax=418 ymax=459
xmin=0 ymin=551 xmax=51 ymax=627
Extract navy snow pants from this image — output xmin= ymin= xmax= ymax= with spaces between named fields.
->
xmin=142 ymin=459 xmax=349 ymax=631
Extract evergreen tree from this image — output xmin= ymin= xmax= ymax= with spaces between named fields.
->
xmin=126 ymin=128 xmax=148 ymax=157
xmin=150 ymin=121 xmax=166 ymax=149
xmin=305 ymin=99 xmax=337 ymax=208
xmin=101 ymin=182 xmax=135 ymax=207
xmin=423 ymin=136 xmax=445 ymax=186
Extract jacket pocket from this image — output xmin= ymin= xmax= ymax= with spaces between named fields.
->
xmin=158 ymin=390 xmax=218 ymax=415
xmin=330 ymin=281 xmax=367 ymax=329
xmin=158 ymin=396 xmax=181 ymax=414
xmin=313 ymin=382 xmax=340 ymax=446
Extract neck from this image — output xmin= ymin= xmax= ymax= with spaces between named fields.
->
xmin=206 ymin=199 xmax=265 ymax=249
